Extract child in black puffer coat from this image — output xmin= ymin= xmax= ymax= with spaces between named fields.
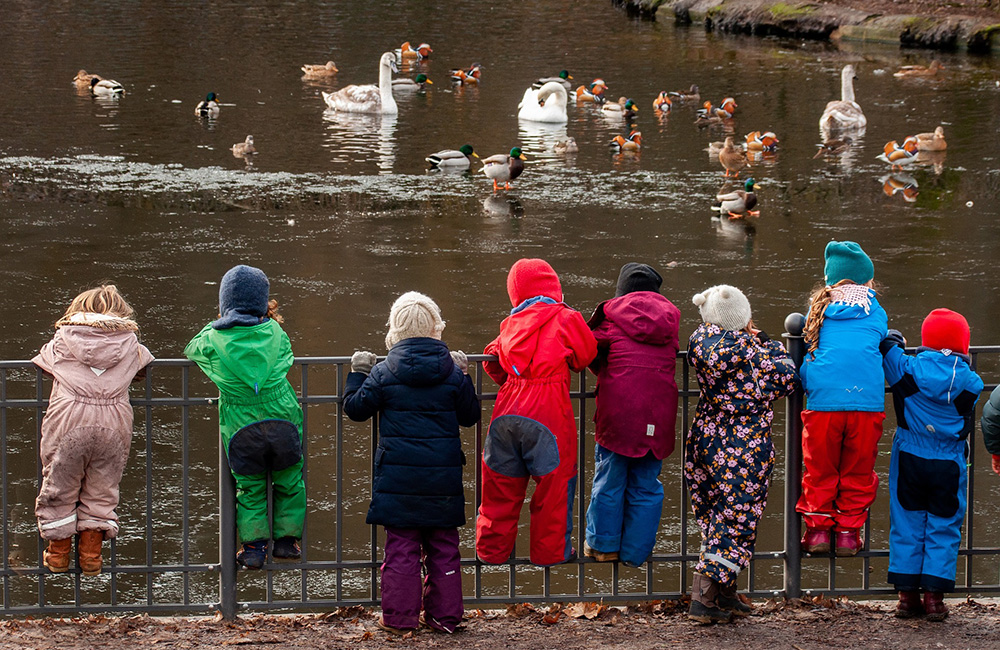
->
xmin=344 ymin=292 xmax=480 ymax=634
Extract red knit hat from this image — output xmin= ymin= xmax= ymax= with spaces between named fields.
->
xmin=921 ymin=308 xmax=970 ymax=354
xmin=506 ymin=258 xmax=563 ymax=307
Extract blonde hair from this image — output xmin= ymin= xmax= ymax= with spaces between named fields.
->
xmin=56 ymin=284 xmax=134 ymax=328
xmin=803 ymin=279 xmax=876 ymax=354
xmin=266 ymin=299 xmax=284 ymax=324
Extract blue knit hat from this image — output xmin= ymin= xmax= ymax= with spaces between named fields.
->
xmin=212 ymin=265 xmax=270 ymax=330
xmin=824 ymin=240 xmax=874 ymax=286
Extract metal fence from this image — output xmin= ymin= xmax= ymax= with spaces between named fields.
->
xmin=1 ymin=319 xmax=999 ymax=618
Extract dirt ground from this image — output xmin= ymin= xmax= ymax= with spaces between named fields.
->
xmin=2 ymin=597 xmax=1000 ymax=650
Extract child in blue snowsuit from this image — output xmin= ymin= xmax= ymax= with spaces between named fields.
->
xmin=881 ymin=308 xmax=983 ymax=622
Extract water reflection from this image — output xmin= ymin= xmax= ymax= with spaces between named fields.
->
xmin=517 ymin=120 xmax=568 ymax=165
xmin=880 ymin=172 xmax=919 ymax=203
xmin=482 ymin=194 xmax=524 ymax=218
xmin=322 ymin=111 xmax=398 ymax=173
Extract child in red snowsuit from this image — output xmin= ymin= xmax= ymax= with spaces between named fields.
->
xmin=476 ymin=259 xmax=597 ymax=566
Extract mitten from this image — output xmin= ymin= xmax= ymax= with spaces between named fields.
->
xmin=879 ymin=329 xmax=906 ymax=355
xmin=351 ymin=351 xmax=377 ymax=375
xmin=450 ymin=350 xmax=469 ymax=374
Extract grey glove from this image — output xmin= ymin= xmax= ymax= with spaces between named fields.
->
xmin=450 ymin=350 xmax=469 ymax=374
xmin=351 ymin=350 xmax=377 ymax=375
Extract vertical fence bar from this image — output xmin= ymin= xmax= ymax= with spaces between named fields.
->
xmin=299 ymin=363 xmax=309 ymax=603
xmin=36 ymin=368 xmax=45 ymax=609
xmin=219 ymin=439 xmax=238 ymax=619
xmin=144 ymin=371 xmax=154 ymax=606
xmin=474 ymin=361 xmax=484 ymax=601
xmin=181 ymin=365 xmax=190 ymax=605
xmin=679 ymin=355 xmax=690 ymax=596
xmin=370 ymin=417 xmax=378 ymax=604
xmin=577 ymin=370 xmax=586 ymax=598
xmin=783 ymin=313 xmax=806 ymax=599
xmin=1 ymin=369 xmax=9 ymax=610
xmin=336 ymin=361 xmax=344 ymax=603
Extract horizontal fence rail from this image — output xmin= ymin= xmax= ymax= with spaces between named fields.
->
xmin=1 ymin=325 xmax=999 ymax=618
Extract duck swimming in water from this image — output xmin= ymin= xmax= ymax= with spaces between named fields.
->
xmin=91 ymin=76 xmax=124 ymax=97
xmin=300 ymin=61 xmax=339 ymax=78
xmin=426 ymin=144 xmax=479 ymax=170
xmin=195 ymin=92 xmax=220 ymax=118
xmin=393 ymin=74 xmax=433 ymax=91
xmin=532 ymin=70 xmax=573 ymax=90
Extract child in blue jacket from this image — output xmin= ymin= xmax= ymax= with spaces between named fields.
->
xmin=881 ymin=308 xmax=983 ymax=622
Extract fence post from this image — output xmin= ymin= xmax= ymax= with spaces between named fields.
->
xmin=783 ymin=312 xmax=806 ymax=600
xmin=219 ymin=443 xmax=238 ymax=620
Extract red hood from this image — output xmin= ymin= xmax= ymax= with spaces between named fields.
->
xmin=590 ymin=292 xmax=679 ymax=345
xmin=507 ymin=258 xmax=563 ymax=306
xmin=498 ymin=303 xmax=564 ymax=376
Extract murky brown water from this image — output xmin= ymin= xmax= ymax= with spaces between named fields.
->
xmin=2 ymin=0 xmax=1000 ymax=608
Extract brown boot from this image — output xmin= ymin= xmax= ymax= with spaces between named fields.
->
xmin=78 ymin=530 xmax=104 ymax=576
xmin=923 ymin=591 xmax=948 ymax=622
xmin=688 ymin=572 xmax=732 ymax=624
xmin=717 ymin=580 xmax=752 ymax=617
xmin=895 ymin=590 xmax=924 ymax=619
xmin=42 ymin=538 xmax=72 ymax=573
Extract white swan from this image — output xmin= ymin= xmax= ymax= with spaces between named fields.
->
xmin=517 ymin=81 xmax=568 ymax=124
xmin=322 ymin=52 xmax=399 ymax=115
xmin=819 ymin=64 xmax=866 ymax=134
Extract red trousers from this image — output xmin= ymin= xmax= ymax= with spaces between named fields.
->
xmin=796 ymin=410 xmax=885 ymax=531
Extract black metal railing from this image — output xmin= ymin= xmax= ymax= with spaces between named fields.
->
xmin=1 ymin=318 xmax=998 ymax=618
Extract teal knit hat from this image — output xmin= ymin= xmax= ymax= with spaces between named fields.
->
xmin=824 ymin=240 xmax=874 ymax=286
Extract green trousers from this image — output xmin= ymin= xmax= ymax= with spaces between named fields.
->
xmin=233 ymin=460 xmax=306 ymax=542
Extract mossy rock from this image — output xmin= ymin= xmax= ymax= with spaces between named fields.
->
xmin=767 ymin=2 xmax=816 ymax=20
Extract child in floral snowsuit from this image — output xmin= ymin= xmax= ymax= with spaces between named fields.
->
xmin=685 ymin=285 xmax=799 ymax=624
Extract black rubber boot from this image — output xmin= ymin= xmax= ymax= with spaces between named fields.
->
xmin=717 ymin=581 xmax=752 ymax=617
xmin=688 ymin=572 xmax=733 ymax=625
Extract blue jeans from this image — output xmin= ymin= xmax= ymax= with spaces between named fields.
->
xmin=585 ymin=443 xmax=664 ymax=566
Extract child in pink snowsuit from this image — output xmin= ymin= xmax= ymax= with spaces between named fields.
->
xmin=33 ymin=285 xmax=154 ymax=576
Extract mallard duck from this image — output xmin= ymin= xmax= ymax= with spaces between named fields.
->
xmin=532 ymin=70 xmax=573 ymax=90
xmin=553 ymin=137 xmax=578 ymax=154
xmin=706 ymin=139 xmax=746 ymax=156
xmin=893 ymin=60 xmax=943 ymax=79
xmin=610 ymin=130 xmax=642 ymax=153
xmin=653 ymin=91 xmax=673 ymax=112
xmin=90 ymin=76 xmax=124 ymax=97
xmin=915 ymin=126 xmax=947 ymax=151
xmin=820 ymin=64 xmax=866 ymax=134
xmin=813 ymin=136 xmax=853 ymax=158
xmin=482 ymin=147 xmax=526 ymax=192
xmin=393 ymin=74 xmax=433 ymax=91
xmin=713 ymin=177 xmax=760 ymax=218
xmin=450 ymin=64 xmax=482 ymax=85
xmin=668 ymin=84 xmax=700 ymax=102
xmin=426 ymin=144 xmax=479 ymax=170
xmin=876 ymin=136 xmax=920 ymax=170
xmin=300 ymin=61 xmax=339 ymax=77
xmin=322 ymin=51 xmax=399 ymax=114
xmin=575 ymin=81 xmax=607 ymax=104
xmin=719 ymin=137 xmax=748 ymax=177
xmin=195 ymin=92 xmax=220 ymax=118
xmin=399 ymin=42 xmax=433 ymax=60
xmin=518 ymin=81 xmax=569 ymax=123
xmin=232 ymin=135 xmax=256 ymax=157
xmin=602 ymin=97 xmax=638 ymax=119
xmin=73 ymin=70 xmax=102 ymax=88
xmin=745 ymin=131 xmax=779 ymax=152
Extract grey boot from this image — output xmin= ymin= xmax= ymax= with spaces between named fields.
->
xmin=688 ymin=572 xmax=733 ymax=624
xmin=717 ymin=580 xmax=752 ymax=617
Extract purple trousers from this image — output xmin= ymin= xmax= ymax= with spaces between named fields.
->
xmin=381 ymin=527 xmax=463 ymax=632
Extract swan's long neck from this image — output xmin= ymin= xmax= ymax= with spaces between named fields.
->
xmin=379 ymin=59 xmax=398 ymax=114
xmin=841 ymin=70 xmax=856 ymax=104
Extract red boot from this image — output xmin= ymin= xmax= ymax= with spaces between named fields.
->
xmin=923 ymin=592 xmax=948 ymax=622
xmin=895 ymin=590 xmax=923 ymax=619
xmin=800 ymin=528 xmax=831 ymax=554
xmin=834 ymin=529 xmax=862 ymax=557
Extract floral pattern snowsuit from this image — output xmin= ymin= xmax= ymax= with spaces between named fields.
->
xmin=685 ymin=324 xmax=799 ymax=586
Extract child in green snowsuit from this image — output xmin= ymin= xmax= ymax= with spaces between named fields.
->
xmin=185 ymin=265 xmax=305 ymax=568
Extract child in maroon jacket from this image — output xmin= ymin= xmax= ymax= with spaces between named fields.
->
xmin=476 ymin=258 xmax=597 ymax=566
xmin=584 ymin=263 xmax=680 ymax=567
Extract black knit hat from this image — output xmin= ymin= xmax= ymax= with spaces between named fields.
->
xmin=212 ymin=265 xmax=270 ymax=330
xmin=615 ymin=262 xmax=663 ymax=297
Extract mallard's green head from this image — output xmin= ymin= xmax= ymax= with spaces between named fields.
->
xmin=559 ymin=70 xmax=572 ymax=80
xmin=744 ymin=178 xmax=757 ymax=191
xmin=625 ymin=99 xmax=637 ymax=111
xmin=206 ymin=92 xmax=218 ymax=102
xmin=509 ymin=147 xmax=525 ymax=160
xmin=415 ymin=74 xmax=432 ymax=85
xmin=459 ymin=144 xmax=478 ymax=158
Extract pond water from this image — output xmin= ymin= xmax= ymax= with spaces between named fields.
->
xmin=2 ymin=0 xmax=1000 ymax=608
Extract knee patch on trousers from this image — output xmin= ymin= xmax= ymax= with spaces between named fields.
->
xmin=227 ymin=419 xmax=302 ymax=476
xmin=897 ymin=450 xmax=960 ymax=518
xmin=484 ymin=415 xmax=559 ymax=478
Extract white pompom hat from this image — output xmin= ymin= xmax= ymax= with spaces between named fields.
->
xmin=692 ymin=284 xmax=752 ymax=331
xmin=385 ymin=291 xmax=446 ymax=349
